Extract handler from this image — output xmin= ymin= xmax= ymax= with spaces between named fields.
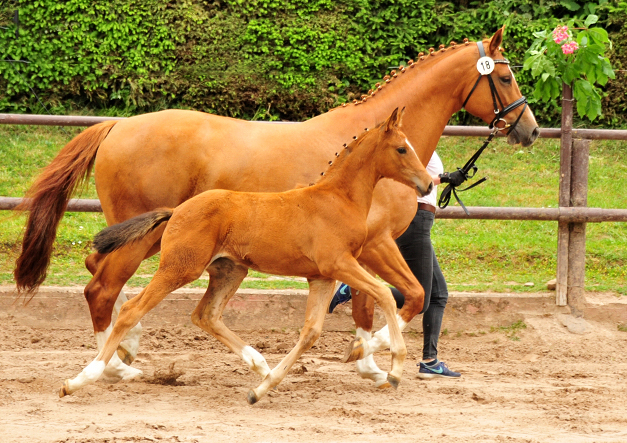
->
xmin=329 ymin=151 xmax=464 ymax=379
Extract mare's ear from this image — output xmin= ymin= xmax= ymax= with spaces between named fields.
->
xmin=384 ymin=107 xmax=400 ymax=132
xmin=398 ymin=107 xmax=406 ymax=128
xmin=489 ymin=26 xmax=505 ymax=54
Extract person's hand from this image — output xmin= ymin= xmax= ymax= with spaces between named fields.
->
xmin=439 ymin=169 xmax=467 ymax=187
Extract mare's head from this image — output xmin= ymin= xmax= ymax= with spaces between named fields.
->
xmin=371 ymin=108 xmax=433 ymax=197
xmin=461 ymin=27 xmax=540 ymax=147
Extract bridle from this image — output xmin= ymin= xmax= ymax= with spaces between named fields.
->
xmin=461 ymin=41 xmax=528 ymax=132
xmin=438 ymin=41 xmax=528 ymax=215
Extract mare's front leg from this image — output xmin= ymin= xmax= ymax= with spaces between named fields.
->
xmin=348 ymin=268 xmax=391 ymax=388
xmin=191 ymin=258 xmax=271 ymax=379
xmin=248 ymin=279 xmax=336 ymax=404
xmin=345 ymin=234 xmax=424 ymax=363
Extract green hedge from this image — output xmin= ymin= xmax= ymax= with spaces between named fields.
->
xmin=1 ymin=0 xmax=625 ymax=125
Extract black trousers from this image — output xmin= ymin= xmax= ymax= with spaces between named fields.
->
xmin=395 ymin=208 xmax=449 ymax=360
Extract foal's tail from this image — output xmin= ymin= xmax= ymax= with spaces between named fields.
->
xmin=14 ymin=120 xmax=118 ymax=294
xmin=93 ymin=209 xmax=174 ymax=254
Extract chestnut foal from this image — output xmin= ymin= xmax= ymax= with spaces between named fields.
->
xmin=59 ymin=108 xmax=433 ymax=404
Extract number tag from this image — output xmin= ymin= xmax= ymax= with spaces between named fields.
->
xmin=476 ymin=56 xmax=495 ymax=75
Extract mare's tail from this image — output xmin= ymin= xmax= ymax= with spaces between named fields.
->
xmin=14 ymin=120 xmax=118 ymax=293
xmin=93 ymin=210 xmax=174 ymax=254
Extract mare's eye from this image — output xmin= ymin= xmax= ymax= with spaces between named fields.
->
xmin=500 ymin=76 xmax=512 ymax=85
xmin=397 ymin=147 xmax=407 ymax=154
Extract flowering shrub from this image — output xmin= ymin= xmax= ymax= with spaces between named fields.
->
xmin=523 ymin=14 xmax=615 ymax=121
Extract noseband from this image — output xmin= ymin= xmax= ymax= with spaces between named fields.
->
xmin=461 ymin=41 xmax=528 ymax=132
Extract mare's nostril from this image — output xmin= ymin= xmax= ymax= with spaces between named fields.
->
xmin=427 ymin=182 xmax=434 ymax=195
xmin=532 ymin=127 xmax=540 ymax=140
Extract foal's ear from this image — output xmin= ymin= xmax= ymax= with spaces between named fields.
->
xmin=384 ymin=107 xmax=401 ymax=132
xmin=489 ymin=26 xmax=505 ymax=55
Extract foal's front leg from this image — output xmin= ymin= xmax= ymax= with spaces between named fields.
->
xmin=248 ymin=278 xmax=336 ymax=404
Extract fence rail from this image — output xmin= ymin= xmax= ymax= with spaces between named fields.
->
xmin=2 ymin=113 xmax=627 ymax=140
xmin=2 ymin=197 xmax=627 ymax=222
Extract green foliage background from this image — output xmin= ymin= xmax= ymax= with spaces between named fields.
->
xmin=1 ymin=0 xmax=626 ymax=125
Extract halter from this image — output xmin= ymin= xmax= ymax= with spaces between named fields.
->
xmin=438 ymin=41 xmax=528 ymax=215
xmin=461 ymin=41 xmax=528 ymax=131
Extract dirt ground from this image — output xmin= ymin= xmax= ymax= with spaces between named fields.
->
xmin=1 ymin=287 xmax=626 ymax=443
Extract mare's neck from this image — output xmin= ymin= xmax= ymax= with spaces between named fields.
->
xmin=314 ymin=45 xmax=475 ymax=164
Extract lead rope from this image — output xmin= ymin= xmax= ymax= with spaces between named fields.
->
xmin=437 ymin=127 xmax=497 ymax=215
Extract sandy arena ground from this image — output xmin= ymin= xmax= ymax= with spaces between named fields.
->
xmin=0 ymin=287 xmax=626 ymax=443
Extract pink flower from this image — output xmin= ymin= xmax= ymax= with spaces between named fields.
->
xmin=562 ymin=41 xmax=579 ymax=55
xmin=552 ymin=26 xmax=569 ymax=44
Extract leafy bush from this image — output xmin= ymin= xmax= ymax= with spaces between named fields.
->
xmin=0 ymin=0 xmax=625 ymax=125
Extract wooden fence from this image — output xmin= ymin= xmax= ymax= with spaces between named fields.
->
xmin=1 ymin=103 xmax=626 ymax=315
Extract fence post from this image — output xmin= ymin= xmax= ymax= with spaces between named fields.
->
xmin=556 ymin=83 xmax=573 ymax=306
xmin=567 ymin=139 xmax=590 ymax=316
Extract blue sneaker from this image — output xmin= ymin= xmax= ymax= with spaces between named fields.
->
xmin=417 ymin=360 xmax=461 ymax=379
xmin=328 ymin=283 xmax=351 ymax=313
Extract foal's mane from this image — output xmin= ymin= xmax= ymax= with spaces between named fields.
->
xmin=311 ymin=119 xmax=386 ymax=186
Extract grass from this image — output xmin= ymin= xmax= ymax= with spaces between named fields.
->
xmin=0 ymin=125 xmax=626 ymax=293
xmin=490 ymin=320 xmax=528 ymax=341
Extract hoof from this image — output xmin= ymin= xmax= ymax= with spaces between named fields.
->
xmin=247 ymin=389 xmax=259 ymax=405
xmin=117 ymin=346 xmax=135 ymax=365
xmin=59 ymin=380 xmax=71 ymax=398
xmin=342 ymin=336 xmax=365 ymax=363
xmin=376 ymin=381 xmax=392 ymax=389
xmin=387 ymin=374 xmax=400 ymax=390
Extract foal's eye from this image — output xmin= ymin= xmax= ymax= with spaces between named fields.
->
xmin=397 ymin=147 xmax=407 ymax=154
xmin=500 ymin=76 xmax=512 ymax=85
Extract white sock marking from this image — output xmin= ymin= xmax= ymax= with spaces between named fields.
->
xmin=242 ymin=346 xmax=271 ymax=378
xmin=368 ymin=314 xmax=408 ymax=355
xmin=112 ymin=290 xmax=142 ymax=360
xmin=66 ymin=360 xmax=106 ymax=393
xmin=354 ymin=329 xmax=388 ymax=386
xmin=96 ymin=325 xmax=143 ymax=382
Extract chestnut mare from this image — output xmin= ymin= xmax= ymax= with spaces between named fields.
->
xmin=15 ymin=29 xmax=539 ymax=387
xmin=59 ymin=109 xmax=433 ymax=403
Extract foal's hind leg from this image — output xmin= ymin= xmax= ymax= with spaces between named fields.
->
xmin=60 ymin=260 xmax=203 ymax=397
xmin=345 ymin=234 xmax=425 ymax=363
xmin=248 ymin=278 xmax=336 ymax=404
xmin=191 ymin=258 xmax=271 ymax=378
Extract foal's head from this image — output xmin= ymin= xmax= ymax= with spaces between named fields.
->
xmin=371 ymin=108 xmax=433 ymax=197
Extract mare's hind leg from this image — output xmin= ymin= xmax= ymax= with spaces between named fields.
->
xmin=191 ymin=258 xmax=271 ymax=378
xmin=83 ymin=228 xmax=163 ymax=381
xmin=60 ymin=256 xmax=204 ymax=397
xmin=345 ymin=234 xmax=425 ymax=362
xmin=85 ymin=253 xmax=141 ymax=366
xmin=344 ymin=264 xmax=390 ymax=388
xmin=248 ymin=278 xmax=336 ymax=404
